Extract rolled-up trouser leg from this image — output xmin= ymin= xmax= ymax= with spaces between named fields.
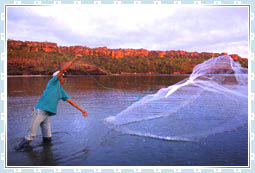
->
xmin=16 ymin=109 xmax=45 ymax=150
xmin=25 ymin=108 xmax=46 ymax=141
xmin=40 ymin=114 xmax=52 ymax=144
xmin=16 ymin=109 xmax=52 ymax=150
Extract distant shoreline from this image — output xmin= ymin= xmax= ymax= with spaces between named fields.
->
xmin=7 ymin=74 xmax=191 ymax=78
xmin=7 ymin=40 xmax=248 ymax=76
xmin=7 ymin=73 xmax=248 ymax=78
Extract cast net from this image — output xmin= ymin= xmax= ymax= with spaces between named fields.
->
xmin=104 ymin=55 xmax=248 ymax=141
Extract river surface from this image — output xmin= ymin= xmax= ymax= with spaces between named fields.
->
xmin=7 ymin=75 xmax=248 ymax=166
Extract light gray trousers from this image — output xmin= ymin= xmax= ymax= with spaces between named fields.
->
xmin=25 ymin=108 xmax=52 ymax=140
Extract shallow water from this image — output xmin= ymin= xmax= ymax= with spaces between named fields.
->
xmin=7 ymin=75 xmax=248 ymax=166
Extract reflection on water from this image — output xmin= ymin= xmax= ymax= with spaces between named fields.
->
xmin=8 ymin=75 xmax=188 ymax=96
xmin=7 ymin=75 xmax=248 ymax=166
xmin=22 ymin=144 xmax=56 ymax=166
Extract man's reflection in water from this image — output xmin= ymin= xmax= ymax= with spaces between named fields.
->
xmin=24 ymin=143 xmax=56 ymax=166
xmin=23 ymin=143 xmax=89 ymax=166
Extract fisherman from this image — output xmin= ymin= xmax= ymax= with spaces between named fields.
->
xmin=15 ymin=54 xmax=87 ymax=150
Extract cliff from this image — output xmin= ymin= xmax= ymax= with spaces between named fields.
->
xmin=7 ymin=40 xmax=248 ymax=75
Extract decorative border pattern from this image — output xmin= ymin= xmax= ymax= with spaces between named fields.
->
xmin=0 ymin=0 xmax=254 ymax=172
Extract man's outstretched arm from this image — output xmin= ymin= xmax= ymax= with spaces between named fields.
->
xmin=57 ymin=54 xmax=83 ymax=79
xmin=66 ymin=99 xmax=88 ymax=118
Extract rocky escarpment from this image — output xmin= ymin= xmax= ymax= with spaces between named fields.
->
xmin=7 ymin=40 xmax=248 ymax=75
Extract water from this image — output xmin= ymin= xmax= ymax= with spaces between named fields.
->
xmin=8 ymin=74 xmax=248 ymax=166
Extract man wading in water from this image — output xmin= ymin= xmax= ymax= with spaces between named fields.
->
xmin=15 ymin=54 xmax=88 ymax=150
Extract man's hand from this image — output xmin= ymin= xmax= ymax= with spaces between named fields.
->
xmin=67 ymin=99 xmax=88 ymax=118
xmin=74 ymin=54 xmax=83 ymax=61
xmin=82 ymin=110 xmax=88 ymax=118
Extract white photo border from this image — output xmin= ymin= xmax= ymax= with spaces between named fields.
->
xmin=0 ymin=0 xmax=254 ymax=172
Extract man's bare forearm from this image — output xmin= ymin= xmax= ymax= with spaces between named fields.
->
xmin=67 ymin=99 xmax=88 ymax=117
xmin=67 ymin=99 xmax=83 ymax=112
xmin=57 ymin=54 xmax=82 ymax=79
xmin=57 ymin=60 xmax=75 ymax=79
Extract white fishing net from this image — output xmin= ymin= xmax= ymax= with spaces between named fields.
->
xmin=104 ymin=55 xmax=248 ymax=141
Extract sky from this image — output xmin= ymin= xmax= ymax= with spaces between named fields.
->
xmin=7 ymin=5 xmax=249 ymax=58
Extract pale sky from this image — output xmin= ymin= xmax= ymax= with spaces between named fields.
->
xmin=7 ymin=5 xmax=249 ymax=58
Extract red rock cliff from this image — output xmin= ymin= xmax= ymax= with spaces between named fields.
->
xmin=7 ymin=40 xmax=246 ymax=60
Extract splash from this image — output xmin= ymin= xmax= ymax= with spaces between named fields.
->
xmin=104 ymin=55 xmax=248 ymax=141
